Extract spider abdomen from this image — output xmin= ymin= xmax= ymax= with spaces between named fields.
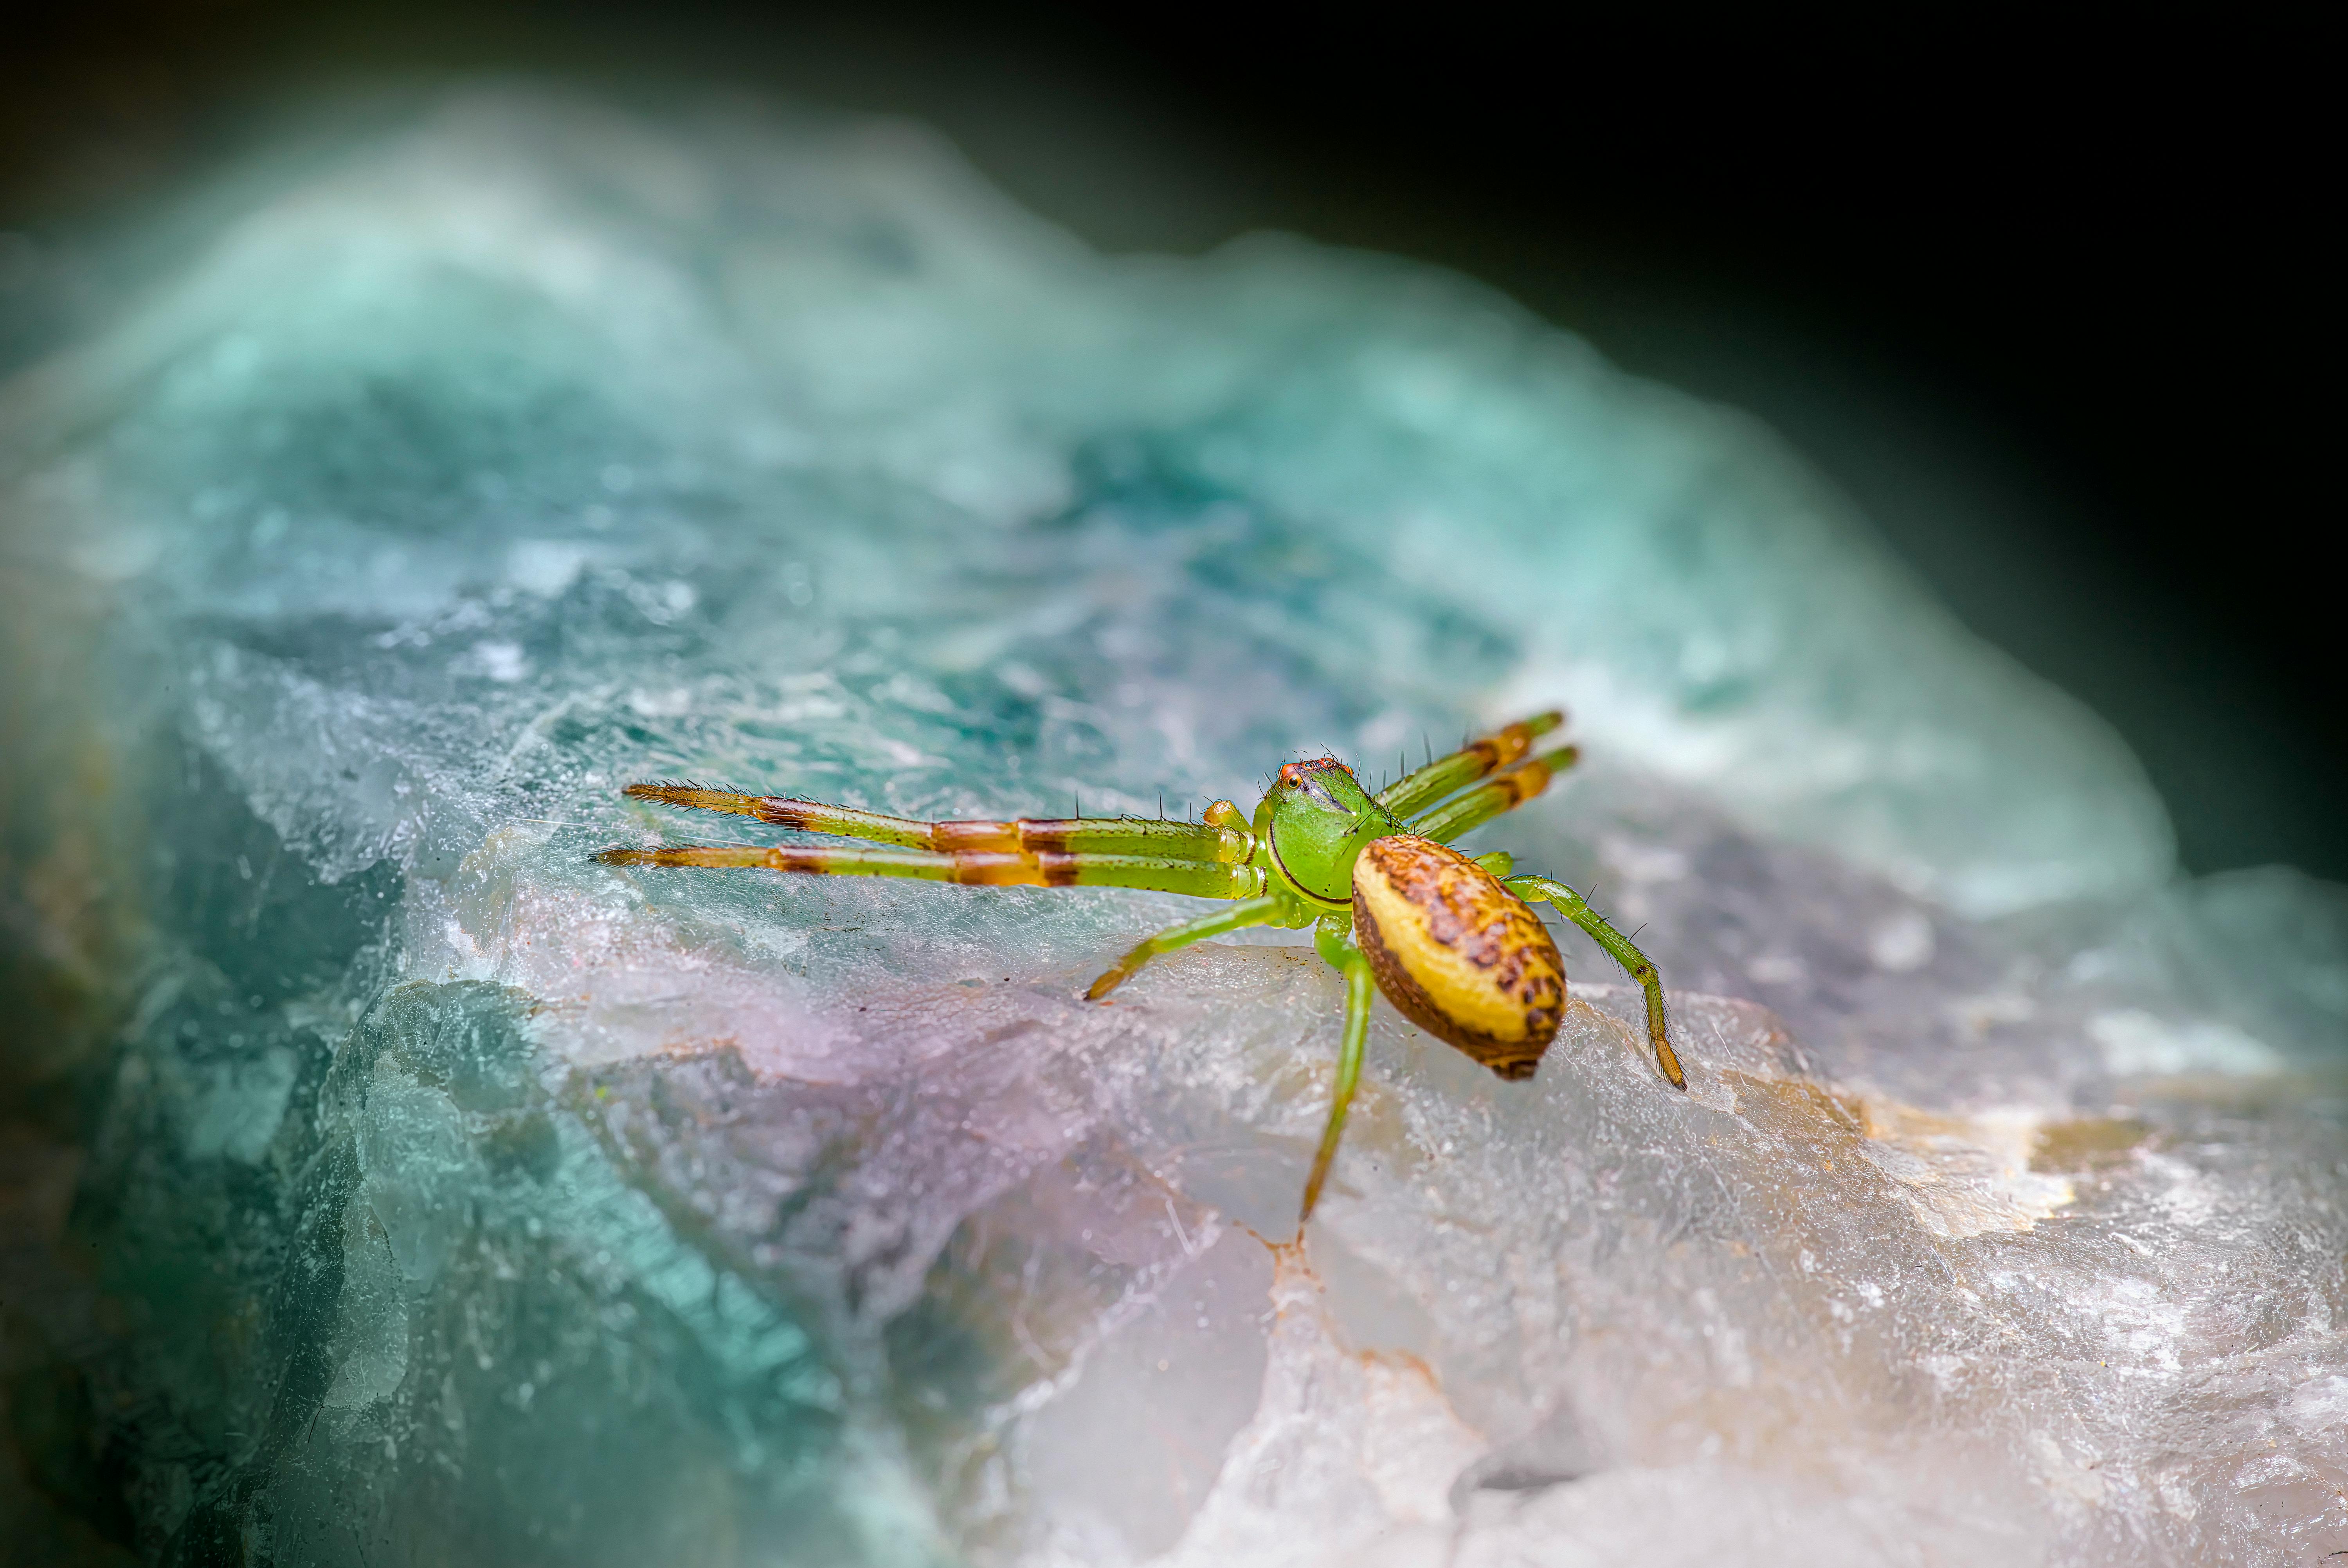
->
xmin=1351 ymin=835 xmax=1565 ymax=1079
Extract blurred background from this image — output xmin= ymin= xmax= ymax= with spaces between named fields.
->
xmin=6 ymin=0 xmax=2332 ymax=880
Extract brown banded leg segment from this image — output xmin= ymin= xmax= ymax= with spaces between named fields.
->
xmin=596 ymin=842 xmax=1266 ymax=898
xmin=1407 ymin=747 xmax=1578 ymax=842
xmin=1504 ymin=874 xmax=1685 ymax=1090
xmin=1300 ymin=955 xmax=1375 ymax=1226
xmin=622 ymin=783 xmax=1251 ymax=861
xmin=1086 ymin=895 xmax=1291 ymax=1000
xmin=1374 ymin=710 xmax=1564 ymax=819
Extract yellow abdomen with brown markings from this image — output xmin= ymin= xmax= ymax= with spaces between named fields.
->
xmin=1351 ymin=835 xmax=1565 ymax=1079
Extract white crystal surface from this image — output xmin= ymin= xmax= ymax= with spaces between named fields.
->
xmin=1 ymin=86 xmax=2342 ymax=1567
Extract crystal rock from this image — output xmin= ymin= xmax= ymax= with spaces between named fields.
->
xmin=1 ymin=87 xmax=2342 ymax=1566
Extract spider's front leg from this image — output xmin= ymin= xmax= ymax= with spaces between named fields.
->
xmin=596 ymin=841 xmax=1266 ymax=898
xmin=601 ymin=783 xmax=1267 ymax=895
xmin=1408 ymin=746 xmax=1577 ymax=841
xmin=1376 ymin=709 xmax=1564 ymax=818
xmin=1504 ymin=874 xmax=1685 ymax=1089
xmin=1300 ymin=914 xmax=1376 ymax=1226
xmin=618 ymin=782 xmax=1253 ymax=861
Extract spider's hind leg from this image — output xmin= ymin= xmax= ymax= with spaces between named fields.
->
xmin=1505 ymin=874 xmax=1685 ymax=1089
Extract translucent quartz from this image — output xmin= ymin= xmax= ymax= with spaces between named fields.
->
xmin=1 ymin=87 xmax=2339 ymax=1566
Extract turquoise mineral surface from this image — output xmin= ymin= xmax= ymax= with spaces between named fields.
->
xmin=2 ymin=87 xmax=2343 ymax=1566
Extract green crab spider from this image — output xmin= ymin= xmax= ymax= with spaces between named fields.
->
xmin=596 ymin=711 xmax=1684 ymax=1226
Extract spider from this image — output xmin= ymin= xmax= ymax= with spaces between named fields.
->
xmin=596 ymin=711 xmax=1684 ymax=1224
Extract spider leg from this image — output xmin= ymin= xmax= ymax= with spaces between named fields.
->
xmin=1300 ymin=952 xmax=1376 ymax=1225
xmin=1374 ymin=710 xmax=1564 ymax=819
xmin=620 ymin=783 xmax=1250 ymax=861
xmin=1504 ymin=874 xmax=1685 ymax=1089
xmin=1086 ymin=895 xmax=1294 ymax=999
xmin=1407 ymin=747 xmax=1579 ymax=841
xmin=596 ymin=842 xmax=1265 ymax=898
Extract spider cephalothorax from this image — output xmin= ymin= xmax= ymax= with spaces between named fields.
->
xmin=1260 ymin=757 xmax=1407 ymax=906
xmin=598 ymin=712 xmax=1682 ymax=1227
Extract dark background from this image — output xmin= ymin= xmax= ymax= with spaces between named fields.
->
xmin=6 ymin=2 xmax=2334 ymax=880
